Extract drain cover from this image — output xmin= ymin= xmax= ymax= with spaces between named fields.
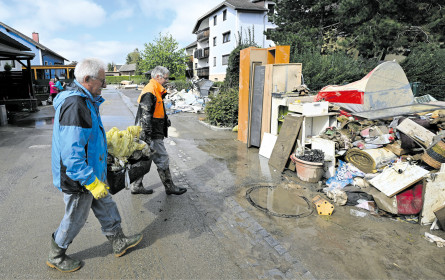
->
xmin=246 ymin=185 xmax=313 ymax=218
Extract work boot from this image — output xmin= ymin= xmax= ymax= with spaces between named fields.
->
xmin=158 ymin=167 xmax=187 ymax=195
xmin=130 ymin=177 xmax=153 ymax=194
xmin=46 ymin=234 xmax=82 ymax=273
xmin=106 ymin=228 xmax=143 ymax=257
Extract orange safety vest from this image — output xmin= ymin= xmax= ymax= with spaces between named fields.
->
xmin=137 ymin=79 xmax=166 ymax=118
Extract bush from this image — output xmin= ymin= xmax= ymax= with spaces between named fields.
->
xmin=205 ymin=87 xmax=239 ymax=127
xmin=401 ymin=44 xmax=445 ymax=100
xmin=293 ymin=48 xmax=379 ymax=93
xmin=170 ymin=80 xmax=193 ymax=91
xmin=105 ymin=75 xmax=149 ymax=85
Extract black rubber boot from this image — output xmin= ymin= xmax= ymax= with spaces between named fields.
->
xmin=46 ymin=235 xmax=82 ymax=273
xmin=106 ymin=228 xmax=143 ymax=257
xmin=130 ymin=177 xmax=153 ymax=194
xmin=158 ymin=167 xmax=187 ymax=195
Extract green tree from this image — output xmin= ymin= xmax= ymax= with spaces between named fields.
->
xmin=401 ymin=43 xmax=445 ymax=100
xmin=139 ymin=33 xmax=188 ymax=79
xmin=224 ymin=27 xmax=259 ymax=88
xmin=107 ymin=62 xmax=116 ymax=71
xmin=126 ymin=48 xmax=140 ymax=64
xmin=267 ymin=0 xmax=445 ymax=59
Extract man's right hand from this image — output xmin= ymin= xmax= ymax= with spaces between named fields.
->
xmin=84 ymin=177 xmax=109 ymax=199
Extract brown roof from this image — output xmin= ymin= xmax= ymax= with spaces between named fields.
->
xmin=119 ymin=63 xmax=136 ymax=72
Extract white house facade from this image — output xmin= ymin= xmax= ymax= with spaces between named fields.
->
xmin=190 ymin=0 xmax=276 ymax=81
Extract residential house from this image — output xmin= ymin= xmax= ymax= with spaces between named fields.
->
xmin=190 ymin=0 xmax=276 ymax=81
xmin=106 ymin=64 xmax=122 ymax=76
xmin=0 ymin=22 xmax=68 ymax=79
xmin=119 ymin=63 xmax=137 ymax=76
xmin=184 ymin=41 xmax=197 ymax=78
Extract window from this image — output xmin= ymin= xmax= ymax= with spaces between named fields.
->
xmin=195 ymin=63 xmax=197 ymax=69
xmin=213 ymin=15 xmax=217 ymax=26
xmin=5 ymin=60 xmax=15 ymax=68
xmin=223 ymin=31 xmax=231 ymax=43
xmin=268 ymin=4 xmax=275 ymax=14
xmin=213 ymin=36 xmax=217 ymax=46
xmin=222 ymin=54 xmax=229 ymax=65
xmin=213 ymin=57 xmax=216 ymax=67
xmin=223 ymin=10 xmax=227 ymax=21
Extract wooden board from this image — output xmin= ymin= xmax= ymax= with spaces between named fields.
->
xmin=272 ymin=63 xmax=302 ymax=93
xmin=260 ymin=64 xmax=274 ymax=142
xmin=369 ymin=163 xmax=429 ymax=197
xmin=268 ymin=115 xmax=303 ymax=172
xmin=396 ymin=118 xmax=436 ymax=148
xmin=385 ymin=141 xmax=409 ymax=156
xmin=421 ymin=172 xmax=445 ymax=225
xmin=248 ymin=65 xmax=265 ymax=148
xmin=434 ymin=204 xmax=445 ymax=229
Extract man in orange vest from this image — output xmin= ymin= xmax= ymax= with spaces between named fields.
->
xmin=131 ymin=66 xmax=187 ymax=195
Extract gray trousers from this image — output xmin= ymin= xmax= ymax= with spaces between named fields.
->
xmin=130 ymin=138 xmax=169 ymax=190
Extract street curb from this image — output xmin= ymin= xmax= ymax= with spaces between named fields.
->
xmin=198 ymin=120 xmax=233 ymax=131
xmin=116 ymin=90 xmax=138 ymax=118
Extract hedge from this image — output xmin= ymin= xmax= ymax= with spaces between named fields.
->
xmin=105 ymin=75 xmax=149 ymax=85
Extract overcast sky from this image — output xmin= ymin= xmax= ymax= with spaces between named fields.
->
xmin=0 ymin=0 xmax=223 ymax=64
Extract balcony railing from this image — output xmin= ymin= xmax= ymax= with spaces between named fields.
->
xmin=193 ymin=47 xmax=209 ymax=59
xmin=197 ymin=28 xmax=210 ymax=41
xmin=197 ymin=67 xmax=209 ymax=77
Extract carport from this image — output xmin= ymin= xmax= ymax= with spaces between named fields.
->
xmin=0 ymin=31 xmax=37 ymax=111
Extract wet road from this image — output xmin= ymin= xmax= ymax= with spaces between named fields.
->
xmin=1 ymin=87 xmax=445 ymax=279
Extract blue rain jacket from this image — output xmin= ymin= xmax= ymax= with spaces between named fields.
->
xmin=51 ymin=80 xmax=107 ymax=193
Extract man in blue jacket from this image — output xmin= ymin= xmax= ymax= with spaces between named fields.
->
xmin=47 ymin=58 xmax=143 ymax=272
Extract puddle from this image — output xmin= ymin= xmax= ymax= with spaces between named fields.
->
xmin=14 ymin=117 xmax=54 ymax=128
xmin=246 ymin=185 xmax=313 ymax=218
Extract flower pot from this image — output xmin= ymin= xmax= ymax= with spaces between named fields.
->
xmin=293 ymin=156 xmax=324 ymax=183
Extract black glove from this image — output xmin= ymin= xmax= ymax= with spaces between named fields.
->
xmin=140 ymin=130 xmax=151 ymax=145
xmin=167 ymin=119 xmax=171 ymax=127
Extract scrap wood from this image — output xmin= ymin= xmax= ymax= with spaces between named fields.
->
xmin=396 ymin=118 xmax=436 ymax=148
xmin=268 ymin=115 xmax=303 ymax=172
xmin=312 ymin=195 xmax=334 ymax=215
xmin=385 ymin=141 xmax=409 ymax=156
xmin=369 ymin=162 xmax=429 ymax=197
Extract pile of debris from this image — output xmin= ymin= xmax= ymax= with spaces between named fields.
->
xmin=266 ymin=61 xmax=445 ymax=239
xmin=164 ymin=78 xmax=215 ymax=114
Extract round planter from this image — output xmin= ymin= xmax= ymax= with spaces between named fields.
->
xmin=293 ymin=157 xmax=324 ymax=183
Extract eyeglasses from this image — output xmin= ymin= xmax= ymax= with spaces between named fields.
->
xmin=92 ymin=77 xmax=106 ymax=87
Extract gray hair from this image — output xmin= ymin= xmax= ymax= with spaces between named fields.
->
xmin=151 ymin=66 xmax=169 ymax=79
xmin=74 ymin=58 xmax=106 ymax=83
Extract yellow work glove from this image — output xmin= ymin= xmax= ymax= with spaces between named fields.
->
xmin=84 ymin=177 xmax=109 ymax=199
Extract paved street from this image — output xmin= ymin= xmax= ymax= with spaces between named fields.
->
xmin=0 ymin=87 xmax=444 ymax=279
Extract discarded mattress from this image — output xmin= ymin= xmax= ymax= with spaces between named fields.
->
xmin=315 ymin=61 xmax=414 ymax=112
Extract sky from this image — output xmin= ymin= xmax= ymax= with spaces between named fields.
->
xmin=0 ymin=0 xmax=223 ymax=64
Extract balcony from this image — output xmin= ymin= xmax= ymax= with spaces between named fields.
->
xmin=197 ymin=67 xmax=209 ymax=77
xmin=197 ymin=28 xmax=210 ymax=42
xmin=193 ymin=47 xmax=209 ymax=59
